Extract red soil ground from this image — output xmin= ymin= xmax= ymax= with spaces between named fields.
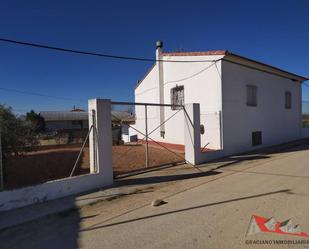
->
xmin=3 ymin=144 xmax=184 ymax=190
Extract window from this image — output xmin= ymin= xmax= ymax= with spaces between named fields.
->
xmin=285 ymin=91 xmax=292 ymax=109
xmin=252 ymin=131 xmax=262 ymax=146
xmin=171 ymin=85 xmax=184 ymax=110
xmin=246 ymin=85 xmax=257 ymax=106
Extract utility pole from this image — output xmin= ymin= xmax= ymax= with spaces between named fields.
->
xmin=0 ymin=126 xmax=3 ymax=190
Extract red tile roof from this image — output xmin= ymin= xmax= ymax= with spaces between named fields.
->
xmin=162 ymin=50 xmax=227 ymax=56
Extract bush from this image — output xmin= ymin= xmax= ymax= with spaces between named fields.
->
xmin=0 ymin=105 xmax=39 ymax=158
xmin=25 ymin=110 xmax=46 ymax=133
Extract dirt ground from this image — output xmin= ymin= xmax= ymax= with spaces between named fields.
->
xmin=3 ymin=144 xmax=184 ymax=190
xmin=112 ymin=144 xmax=184 ymax=175
xmin=4 ymin=144 xmax=90 ymax=190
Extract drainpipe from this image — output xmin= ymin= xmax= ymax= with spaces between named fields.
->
xmin=156 ymin=40 xmax=165 ymax=138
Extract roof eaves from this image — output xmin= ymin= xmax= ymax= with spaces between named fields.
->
xmin=224 ymin=52 xmax=307 ymax=82
xmin=135 ymin=63 xmax=156 ymax=89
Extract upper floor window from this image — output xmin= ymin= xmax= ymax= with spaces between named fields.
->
xmin=246 ymin=85 xmax=257 ymax=107
xmin=171 ymin=85 xmax=184 ymax=110
xmin=285 ymin=91 xmax=292 ymax=109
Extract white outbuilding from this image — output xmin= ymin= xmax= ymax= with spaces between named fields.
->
xmin=134 ymin=41 xmax=307 ymax=161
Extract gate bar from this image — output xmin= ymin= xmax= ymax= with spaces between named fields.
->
xmin=111 ymin=101 xmax=183 ymax=108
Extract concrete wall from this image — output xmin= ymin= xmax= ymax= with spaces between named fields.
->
xmin=221 ymin=60 xmax=302 ymax=156
xmin=135 ymin=55 xmax=224 ymax=150
xmin=302 ymin=128 xmax=309 ymax=138
xmin=184 ymin=103 xmax=224 ymax=164
xmin=0 ymin=99 xmax=113 ymax=212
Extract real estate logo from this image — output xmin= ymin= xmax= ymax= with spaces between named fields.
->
xmin=246 ymin=215 xmax=308 ymax=237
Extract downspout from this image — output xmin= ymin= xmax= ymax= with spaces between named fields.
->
xmin=156 ymin=41 xmax=165 ymax=137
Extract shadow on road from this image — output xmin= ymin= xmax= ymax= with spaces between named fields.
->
xmin=115 ymin=170 xmax=221 ymax=186
xmin=77 ymin=188 xmax=154 ymax=202
xmin=81 ymin=189 xmax=292 ymax=232
xmin=0 ymin=201 xmax=81 ymax=249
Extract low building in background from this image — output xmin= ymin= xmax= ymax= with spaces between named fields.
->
xmin=40 ymin=107 xmax=135 ymax=144
xmin=40 ymin=107 xmax=88 ymax=131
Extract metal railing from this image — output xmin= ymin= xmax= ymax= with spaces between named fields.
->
xmin=111 ymin=101 xmax=186 ymax=175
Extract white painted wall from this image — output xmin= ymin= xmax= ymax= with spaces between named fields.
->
xmin=184 ymin=103 xmax=224 ymax=164
xmin=135 ymin=55 xmax=224 ymax=150
xmin=221 ymin=60 xmax=302 ymax=156
xmin=136 ymin=54 xmax=302 ymax=161
xmin=301 ymin=128 xmax=309 ymax=138
xmin=134 ymin=65 xmax=160 ymax=140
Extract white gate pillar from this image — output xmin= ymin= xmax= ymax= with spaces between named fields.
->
xmin=88 ymin=99 xmax=113 ymax=184
xmin=184 ymin=103 xmax=201 ymax=165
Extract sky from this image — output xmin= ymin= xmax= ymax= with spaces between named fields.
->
xmin=0 ymin=0 xmax=308 ymax=113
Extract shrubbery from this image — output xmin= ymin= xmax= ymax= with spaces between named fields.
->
xmin=0 ymin=105 xmax=41 ymax=158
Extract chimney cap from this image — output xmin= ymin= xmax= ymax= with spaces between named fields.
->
xmin=156 ymin=40 xmax=163 ymax=48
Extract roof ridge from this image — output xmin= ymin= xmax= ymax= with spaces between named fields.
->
xmin=162 ymin=50 xmax=227 ymax=56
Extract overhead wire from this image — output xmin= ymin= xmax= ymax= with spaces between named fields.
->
xmin=0 ymin=37 xmax=219 ymax=63
xmin=0 ymin=37 xmax=222 ymax=104
xmin=0 ymin=86 xmax=86 ymax=102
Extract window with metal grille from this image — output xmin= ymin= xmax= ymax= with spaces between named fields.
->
xmin=171 ymin=85 xmax=184 ymax=110
xmin=285 ymin=91 xmax=292 ymax=109
xmin=252 ymin=131 xmax=262 ymax=146
xmin=246 ymin=85 xmax=257 ymax=107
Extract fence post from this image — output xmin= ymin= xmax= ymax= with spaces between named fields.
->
xmin=0 ymin=126 xmax=3 ymax=190
xmin=91 ymin=109 xmax=97 ymax=172
xmin=184 ymin=103 xmax=201 ymax=165
xmin=88 ymin=99 xmax=113 ymax=183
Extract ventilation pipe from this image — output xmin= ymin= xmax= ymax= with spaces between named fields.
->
xmin=156 ymin=41 xmax=165 ymax=137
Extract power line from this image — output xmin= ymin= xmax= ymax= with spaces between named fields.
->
xmin=0 ymin=87 xmax=85 ymax=102
xmin=0 ymin=38 xmax=219 ymax=63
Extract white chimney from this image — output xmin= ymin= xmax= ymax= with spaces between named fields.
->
xmin=156 ymin=41 xmax=163 ymax=60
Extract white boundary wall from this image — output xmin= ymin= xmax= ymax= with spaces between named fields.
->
xmin=0 ymin=99 xmax=113 ymax=212
xmin=184 ymin=103 xmax=224 ymax=164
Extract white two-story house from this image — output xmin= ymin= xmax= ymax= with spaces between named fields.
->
xmin=134 ymin=41 xmax=307 ymax=157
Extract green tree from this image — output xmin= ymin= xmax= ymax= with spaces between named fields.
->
xmin=25 ymin=110 xmax=46 ymax=133
xmin=0 ymin=105 xmax=38 ymax=158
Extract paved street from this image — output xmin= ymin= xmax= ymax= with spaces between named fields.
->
xmin=1 ymin=141 xmax=309 ymax=249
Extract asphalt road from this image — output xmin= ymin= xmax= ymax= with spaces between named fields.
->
xmin=1 ymin=141 xmax=309 ymax=249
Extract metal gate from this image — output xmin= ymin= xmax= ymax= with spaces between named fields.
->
xmin=110 ymin=101 xmax=186 ymax=176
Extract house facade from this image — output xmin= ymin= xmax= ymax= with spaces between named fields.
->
xmin=134 ymin=41 xmax=307 ymax=157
